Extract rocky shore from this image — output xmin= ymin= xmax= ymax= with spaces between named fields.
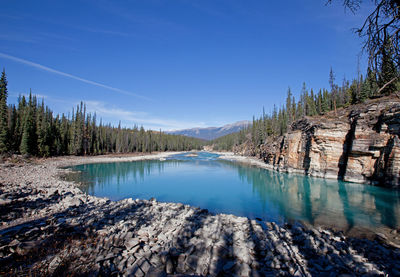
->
xmin=1 ymin=153 xmax=400 ymax=276
xmin=232 ymin=96 xmax=400 ymax=187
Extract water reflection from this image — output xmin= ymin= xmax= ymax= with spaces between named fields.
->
xmin=234 ymin=162 xmax=400 ymax=230
xmin=69 ymin=153 xmax=400 ymax=232
xmin=75 ymin=160 xmax=173 ymax=195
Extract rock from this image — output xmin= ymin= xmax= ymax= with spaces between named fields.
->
xmin=245 ymin=97 xmax=400 ymax=187
xmin=176 ymin=254 xmax=187 ymax=273
xmin=185 ymin=255 xmax=200 ymax=271
xmin=145 ymin=267 xmax=167 ymax=277
xmin=239 ymin=263 xmax=251 ymax=277
xmin=165 ymin=258 xmax=174 ymax=274
xmin=138 ymin=257 xmax=152 ymax=273
xmin=376 ymin=233 xmax=388 ymax=242
xmin=125 ymin=238 xmax=140 ymax=250
xmin=48 ymin=256 xmax=62 ymax=274
xmin=8 ymin=239 xmax=20 ymax=247
xmin=0 ymin=198 xmax=12 ymax=205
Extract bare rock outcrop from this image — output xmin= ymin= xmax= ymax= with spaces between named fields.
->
xmin=247 ymin=96 xmax=400 ymax=187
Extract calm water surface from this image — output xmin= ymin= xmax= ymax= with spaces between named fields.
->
xmin=70 ymin=152 xmax=400 ymax=232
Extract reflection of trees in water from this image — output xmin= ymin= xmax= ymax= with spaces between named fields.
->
xmin=232 ymin=161 xmax=400 ymax=229
xmin=338 ymin=182 xmax=355 ymax=231
xmin=301 ymin=178 xmax=313 ymax=224
xmin=234 ymin=164 xmax=318 ymax=223
xmin=74 ymin=160 xmax=182 ymax=194
xmin=71 ymin=159 xmax=400 ymax=229
xmin=372 ymin=187 xmax=400 ymax=228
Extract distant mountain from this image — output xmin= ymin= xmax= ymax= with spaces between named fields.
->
xmin=167 ymin=121 xmax=251 ymax=140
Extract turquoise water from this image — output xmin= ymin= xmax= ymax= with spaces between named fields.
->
xmin=71 ymin=152 xmax=400 ymax=231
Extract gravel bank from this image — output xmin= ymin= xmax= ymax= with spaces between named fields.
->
xmin=217 ymin=151 xmax=279 ymax=170
xmin=1 ymin=153 xmax=400 ymax=276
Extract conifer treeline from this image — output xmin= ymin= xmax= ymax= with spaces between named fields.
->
xmin=0 ymin=70 xmax=204 ymax=157
xmin=212 ymin=67 xmax=399 ymax=151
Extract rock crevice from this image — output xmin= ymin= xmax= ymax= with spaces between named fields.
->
xmin=239 ymin=97 xmax=400 ymax=187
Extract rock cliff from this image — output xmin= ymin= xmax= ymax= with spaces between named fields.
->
xmin=237 ymin=96 xmax=400 ymax=187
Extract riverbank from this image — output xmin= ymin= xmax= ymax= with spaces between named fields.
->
xmin=1 ymin=153 xmax=400 ymax=276
xmin=217 ymin=151 xmax=275 ymax=169
xmin=217 ymin=151 xmax=400 ymax=243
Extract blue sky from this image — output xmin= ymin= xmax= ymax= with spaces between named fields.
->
xmin=1 ymin=0 xmax=373 ymax=130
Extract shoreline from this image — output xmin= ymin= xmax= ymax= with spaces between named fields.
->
xmin=1 ymin=152 xmax=400 ymax=276
xmin=216 ymin=151 xmax=400 ymax=242
xmin=50 ymin=151 xmax=185 ymax=167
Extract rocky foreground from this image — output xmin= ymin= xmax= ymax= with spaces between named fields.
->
xmin=1 ymin=155 xmax=400 ymax=276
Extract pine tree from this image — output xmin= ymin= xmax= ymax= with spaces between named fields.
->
xmin=317 ymin=89 xmax=323 ymax=115
xmin=308 ymin=89 xmax=317 ymax=116
xmin=295 ymin=101 xmax=303 ymax=120
xmin=379 ymin=38 xmax=398 ymax=95
xmin=291 ymin=96 xmax=296 ymax=120
xmin=321 ymin=89 xmax=330 ymax=114
xmin=0 ymin=69 xmax=9 ymax=153
xmin=301 ymin=82 xmax=308 ymax=117
xmin=8 ymin=105 xmax=18 ymax=152
xmin=329 ymin=67 xmax=337 ymax=115
xmin=20 ymin=94 xmax=37 ymax=155
xmin=366 ymin=68 xmax=379 ymax=97
xmin=285 ymin=87 xmax=292 ymax=123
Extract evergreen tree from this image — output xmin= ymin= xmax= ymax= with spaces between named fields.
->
xmin=321 ymin=89 xmax=330 ymax=114
xmin=301 ymin=82 xmax=308 ymax=117
xmin=329 ymin=67 xmax=337 ymax=115
xmin=285 ymin=87 xmax=292 ymax=123
xmin=0 ymin=69 xmax=9 ymax=153
xmin=379 ymin=38 xmax=398 ymax=95
xmin=295 ymin=101 xmax=303 ymax=120
xmin=308 ymin=89 xmax=317 ymax=116
xmin=8 ymin=105 xmax=18 ymax=152
xmin=366 ymin=68 xmax=379 ymax=97
xmin=317 ymin=89 xmax=322 ymax=115
xmin=20 ymin=94 xmax=37 ymax=155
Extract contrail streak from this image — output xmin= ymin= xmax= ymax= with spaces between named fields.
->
xmin=0 ymin=52 xmax=150 ymax=100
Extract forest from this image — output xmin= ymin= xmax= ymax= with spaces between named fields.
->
xmin=0 ymin=70 xmax=205 ymax=157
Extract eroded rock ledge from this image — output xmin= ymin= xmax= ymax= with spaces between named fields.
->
xmin=235 ymin=96 xmax=400 ymax=187
xmin=1 ymin=156 xmax=400 ymax=276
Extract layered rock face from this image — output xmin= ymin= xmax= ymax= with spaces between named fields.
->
xmin=255 ymin=97 xmax=400 ymax=187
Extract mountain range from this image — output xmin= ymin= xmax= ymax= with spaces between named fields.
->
xmin=167 ymin=120 xmax=251 ymax=140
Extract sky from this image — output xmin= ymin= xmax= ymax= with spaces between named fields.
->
xmin=0 ymin=0 xmax=374 ymax=131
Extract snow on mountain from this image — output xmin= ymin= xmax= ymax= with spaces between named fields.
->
xmin=167 ymin=121 xmax=251 ymax=140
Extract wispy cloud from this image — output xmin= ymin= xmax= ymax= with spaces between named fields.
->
xmin=0 ymin=34 xmax=38 ymax=44
xmin=9 ymin=91 xmax=48 ymax=100
xmin=85 ymin=101 xmax=207 ymax=131
xmin=93 ymin=0 xmax=186 ymax=34
xmin=74 ymin=26 xmax=134 ymax=38
xmin=8 ymin=92 xmax=207 ymax=130
xmin=9 ymin=91 xmax=75 ymax=105
xmin=0 ymin=52 xmax=150 ymax=100
xmin=1 ymin=15 xmax=22 ymax=20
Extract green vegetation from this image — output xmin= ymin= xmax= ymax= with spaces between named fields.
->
xmin=0 ymin=73 xmax=204 ymax=157
xmin=0 ymin=69 xmax=9 ymax=153
xmin=212 ymin=65 xmax=399 ymax=151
